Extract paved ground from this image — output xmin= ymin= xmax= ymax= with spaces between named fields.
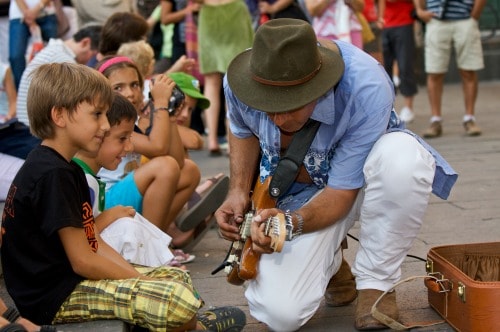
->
xmin=185 ymin=81 xmax=500 ymax=331
xmin=1 ymin=81 xmax=499 ymax=331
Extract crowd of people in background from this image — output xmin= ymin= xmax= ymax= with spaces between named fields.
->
xmin=0 ymin=0 xmax=487 ymax=331
xmin=0 ymin=0 xmax=486 ymax=145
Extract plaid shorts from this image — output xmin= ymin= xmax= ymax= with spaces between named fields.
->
xmin=53 ymin=266 xmax=203 ymax=331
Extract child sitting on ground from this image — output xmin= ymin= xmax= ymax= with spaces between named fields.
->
xmin=0 ymin=62 xmax=245 ymax=331
xmin=167 ymin=72 xmax=230 ymax=249
xmin=73 ymin=93 xmax=194 ymax=266
xmin=96 ymin=56 xmax=216 ymax=245
xmin=95 ymin=56 xmax=200 ymax=234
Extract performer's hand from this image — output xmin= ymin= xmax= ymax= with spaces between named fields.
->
xmin=250 ymin=208 xmax=280 ymax=254
xmin=215 ymin=193 xmax=248 ymax=241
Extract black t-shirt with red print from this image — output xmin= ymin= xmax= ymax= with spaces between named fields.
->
xmin=1 ymin=145 xmax=98 ymax=325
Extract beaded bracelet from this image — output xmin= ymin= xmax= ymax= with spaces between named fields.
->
xmin=284 ymin=210 xmax=304 ymax=240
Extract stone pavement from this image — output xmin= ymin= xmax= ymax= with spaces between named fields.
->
xmin=185 ymin=80 xmax=500 ymax=331
xmin=1 ymin=81 xmax=499 ymax=331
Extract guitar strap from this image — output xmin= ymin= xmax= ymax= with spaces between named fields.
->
xmin=269 ymin=118 xmax=320 ymax=199
xmin=268 ymin=40 xmax=343 ymax=199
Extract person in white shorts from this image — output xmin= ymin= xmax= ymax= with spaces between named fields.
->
xmin=413 ymin=0 xmax=486 ymax=138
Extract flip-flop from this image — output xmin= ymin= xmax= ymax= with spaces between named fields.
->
xmin=172 ymin=249 xmax=195 ymax=264
xmin=175 ymin=175 xmax=229 ymax=231
xmin=182 ymin=214 xmax=217 ymax=252
xmin=1 ymin=307 xmax=56 ymax=332
xmin=0 ymin=323 xmax=27 ymax=332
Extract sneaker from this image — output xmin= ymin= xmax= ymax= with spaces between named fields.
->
xmin=197 ymin=306 xmax=246 ymax=331
xmin=463 ymin=120 xmax=482 ymax=136
xmin=392 ymin=75 xmax=401 ymax=88
xmin=423 ymin=121 xmax=442 ymax=138
xmin=399 ymin=107 xmax=415 ymax=123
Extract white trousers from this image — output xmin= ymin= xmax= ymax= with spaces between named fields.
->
xmin=245 ymin=132 xmax=436 ymax=331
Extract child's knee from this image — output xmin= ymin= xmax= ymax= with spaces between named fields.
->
xmin=150 ymin=156 xmax=181 ymax=178
xmin=183 ymin=159 xmax=201 ymax=182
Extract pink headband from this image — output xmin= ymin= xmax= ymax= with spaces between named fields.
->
xmin=97 ymin=56 xmax=134 ymax=73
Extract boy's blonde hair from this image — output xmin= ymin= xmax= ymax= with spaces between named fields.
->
xmin=117 ymin=40 xmax=155 ymax=78
xmin=28 ymin=62 xmax=114 ymax=139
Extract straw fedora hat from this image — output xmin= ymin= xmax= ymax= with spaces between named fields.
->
xmin=227 ymin=18 xmax=344 ymax=113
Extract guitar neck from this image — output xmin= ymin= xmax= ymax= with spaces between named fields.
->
xmin=240 ymin=211 xmax=254 ymax=240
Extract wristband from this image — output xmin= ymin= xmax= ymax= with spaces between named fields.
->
xmin=153 ymin=106 xmax=177 ymax=117
xmin=2 ymin=307 xmax=21 ymax=323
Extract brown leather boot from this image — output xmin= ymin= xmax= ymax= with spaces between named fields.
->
xmin=324 ymin=258 xmax=357 ymax=307
xmin=355 ymin=289 xmax=399 ymax=330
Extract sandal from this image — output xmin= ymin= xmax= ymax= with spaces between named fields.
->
xmin=1 ymin=307 xmax=56 ymax=332
xmin=0 ymin=323 xmax=27 ymax=332
xmin=172 ymin=249 xmax=195 ymax=264
xmin=175 ymin=174 xmax=229 ymax=231
xmin=181 ymin=214 xmax=217 ymax=252
xmin=165 ymin=258 xmax=189 ymax=271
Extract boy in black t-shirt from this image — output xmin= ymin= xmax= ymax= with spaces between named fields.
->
xmin=0 ymin=63 xmax=245 ymax=331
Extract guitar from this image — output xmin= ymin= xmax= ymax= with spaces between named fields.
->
xmin=212 ymin=177 xmax=287 ymax=285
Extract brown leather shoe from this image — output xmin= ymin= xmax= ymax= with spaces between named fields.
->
xmin=463 ymin=120 xmax=482 ymax=136
xmin=355 ymin=289 xmax=399 ymax=330
xmin=324 ymin=258 xmax=357 ymax=307
xmin=423 ymin=121 xmax=442 ymax=138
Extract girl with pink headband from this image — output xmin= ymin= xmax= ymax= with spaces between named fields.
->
xmin=95 ymin=55 xmax=204 ymax=250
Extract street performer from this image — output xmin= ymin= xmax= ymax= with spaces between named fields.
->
xmin=215 ymin=18 xmax=458 ymax=331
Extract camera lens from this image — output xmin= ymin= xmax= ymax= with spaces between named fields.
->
xmin=168 ymin=85 xmax=185 ymax=114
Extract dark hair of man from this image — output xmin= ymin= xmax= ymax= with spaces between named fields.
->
xmin=99 ymin=12 xmax=149 ymax=56
xmin=108 ymin=93 xmax=137 ymax=127
xmin=73 ymin=25 xmax=103 ymax=51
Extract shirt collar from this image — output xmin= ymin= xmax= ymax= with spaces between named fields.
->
xmin=310 ymin=87 xmax=336 ymax=125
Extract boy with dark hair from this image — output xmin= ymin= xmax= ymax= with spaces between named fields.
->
xmin=73 ymin=93 xmax=185 ymax=267
xmin=1 ymin=62 xmax=245 ymax=331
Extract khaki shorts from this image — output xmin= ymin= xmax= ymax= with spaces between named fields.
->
xmin=424 ymin=18 xmax=484 ymax=73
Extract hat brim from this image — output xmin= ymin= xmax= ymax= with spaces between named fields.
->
xmin=185 ymin=89 xmax=210 ymax=109
xmin=183 ymin=89 xmax=210 ymax=109
xmin=227 ymin=46 xmax=344 ymax=113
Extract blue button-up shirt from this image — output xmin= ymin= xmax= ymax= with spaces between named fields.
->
xmin=224 ymin=40 xmax=457 ymax=199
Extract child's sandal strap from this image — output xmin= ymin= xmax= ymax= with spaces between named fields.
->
xmin=2 ymin=307 xmax=21 ymax=323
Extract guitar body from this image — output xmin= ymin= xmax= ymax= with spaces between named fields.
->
xmin=224 ymin=177 xmax=284 ymax=285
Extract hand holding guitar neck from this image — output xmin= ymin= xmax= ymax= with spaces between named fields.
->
xmin=251 ymin=210 xmax=286 ymax=254
xmin=213 ymin=210 xmax=287 ymax=285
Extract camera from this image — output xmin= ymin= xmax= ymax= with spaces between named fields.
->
xmin=168 ymin=85 xmax=185 ymax=114
xmin=149 ymin=79 xmax=185 ymax=116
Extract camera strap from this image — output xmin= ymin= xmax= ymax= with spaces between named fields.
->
xmin=269 ymin=118 xmax=320 ymax=199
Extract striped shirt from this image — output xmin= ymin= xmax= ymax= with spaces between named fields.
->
xmin=426 ymin=0 xmax=474 ymax=20
xmin=16 ymin=39 xmax=76 ymax=126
